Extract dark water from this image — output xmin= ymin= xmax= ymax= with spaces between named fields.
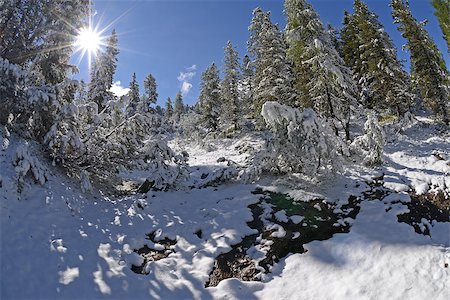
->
xmin=206 ymin=189 xmax=361 ymax=287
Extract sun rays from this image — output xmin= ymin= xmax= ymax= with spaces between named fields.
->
xmin=73 ymin=25 xmax=105 ymax=71
xmin=71 ymin=4 xmax=136 ymax=75
xmin=75 ymin=27 xmax=102 ymax=56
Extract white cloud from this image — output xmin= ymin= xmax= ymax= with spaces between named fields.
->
xmin=177 ymin=71 xmax=195 ymax=82
xmin=110 ymin=81 xmax=130 ymax=97
xmin=177 ymin=65 xmax=196 ymax=96
xmin=181 ymin=81 xmax=193 ymax=95
xmin=187 ymin=64 xmax=197 ymax=71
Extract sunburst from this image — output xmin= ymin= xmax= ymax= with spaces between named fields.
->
xmin=75 ymin=27 xmax=102 ymax=55
xmin=73 ymin=14 xmax=107 ymax=72
xmin=71 ymin=3 xmax=136 ymax=75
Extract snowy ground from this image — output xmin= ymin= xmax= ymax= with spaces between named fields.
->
xmin=1 ymin=118 xmax=449 ymax=299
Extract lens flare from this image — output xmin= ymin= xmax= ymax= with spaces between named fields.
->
xmin=75 ymin=27 xmax=101 ymax=54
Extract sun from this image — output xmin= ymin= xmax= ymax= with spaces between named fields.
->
xmin=75 ymin=27 xmax=102 ymax=55
xmin=73 ymin=25 xmax=106 ymax=72
xmin=72 ymin=7 xmax=133 ymax=73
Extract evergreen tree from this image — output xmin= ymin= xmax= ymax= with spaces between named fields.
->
xmin=142 ymin=73 xmax=158 ymax=113
xmin=248 ymin=8 xmax=297 ymax=122
xmin=285 ymin=0 xmax=356 ymax=139
xmin=432 ymin=0 xmax=450 ymax=52
xmin=0 ymin=0 xmax=89 ymax=138
xmin=340 ymin=11 xmax=361 ymax=77
xmin=221 ymin=41 xmax=241 ymax=129
xmin=165 ymin=97 xmax=173 ymax=118
xmin=198 ymin=63 xmax=221 ymax=131
xmin=241 ymin=54 xmax=254 ymax=117
xmin=0 ymin=0 xmax=89 ymax=80
xmin=155 ymin=105 xmax=163 ymax=116
xmin=88 ymin=30 xmax=119 ymax=112
xmin=327 ymin=24 xmax=341 ymax=53
xmin=391 ymin=0 xmax=449 ymax=124
xmin=103 ymin=29 xmax=119 ymax=91
xmin=74 ymin=80 xmax=88 ymax=104
xmin=127 ymin=72 xmax=140 ymax=115
xmin=341 ymin=0 xmax=414 ymax=115
xmin=174 ymin=91 xmax=185 ymax=119
xmin=37 ymin=1 xmax=90 ymax=84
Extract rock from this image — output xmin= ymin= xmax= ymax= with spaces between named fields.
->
xmin=137 ymin=179 xmax=154 ymax=194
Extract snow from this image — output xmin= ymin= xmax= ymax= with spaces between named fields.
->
xmin=383 ymin=120 xmax=450 ymax=196
xmin=290 ymin=215 xmax=305 ymax=224
xmin=274 ymin=210 xmax=289 ymax=223
xmin=1 ymin=118 xmax=449 ymax=299
xmin=59 ymin=267 xmax=80 ymax=285
xmin=258 ymin=202 xmax=449 ymax=299
xmin=267 ymin=224 xmax=287 ymax=238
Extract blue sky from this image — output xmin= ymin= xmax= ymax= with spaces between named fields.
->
xmin=73 ymin=0 xmax=449 ymax=106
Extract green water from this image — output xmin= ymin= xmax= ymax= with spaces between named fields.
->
xmin=262 ymin=191 xmax=332 ymax=226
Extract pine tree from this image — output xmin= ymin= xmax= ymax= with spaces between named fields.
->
xmin=221 ymin=41 xmax=241 ymax=129
xmin=391 ymin=0 xmax=449 ymax=124
xmin=165 ymin=97 xmax=173 ymax=118
xmin=0 ymin=0 xmax=89 ymax=79
xmin=0 ymin=0 xmax=89 ymax=138
xmin=248 ymin=8 xmax=297 ymax=123
xmin=261 ymin=101 xmax=346 ymax=175
xmin=432 ymin=0 xmax=450 ymax=52
xmin=88 ymin=30 xmax=119 ymax=112
xmin=285 ymin=0 xmax=356 ymax=139
xmin=142 ymin=73 xmax=158 ymax=113
xmin=241 ymin=54 xmax=254 ymax=117
xmin=127 ymin=72 xmax=140 ymax=116
xmin=174 ymin=91 xmax=185 ymax=119
xmin=103 ymin=29 xmax=119 ymax=90
xmin=351 ymin=112 xmax=385 ymax=166
xmin=341 ymin=0 xmax=414 ymax=115
xmin=155 ymin=105 xmax=163 ymax=116
xmin=327 ymin=24 xmax=341 ymax=53
xmin=74 ymin=80 xmax=88 ymax=104
xmin=340 ymin=11 xmax=361 ymax=77
xmin=198 ymin=63 xmax=221 ymax=131
xmin=36 ymin=1 xmax=90 ymax=84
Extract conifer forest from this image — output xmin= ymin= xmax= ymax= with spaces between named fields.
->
xmin=1 ymin=0 xmax=449 ymax=299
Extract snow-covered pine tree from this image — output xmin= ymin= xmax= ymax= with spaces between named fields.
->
xmin=141 ymin=73 xmax=158 ymax=113
xmin=174 ymin=91 xmax=185 ymax=120
xmin=261 ymin=101 xmax=346 ymax=176
xmin=34 ymin=1 xmax=89 ymax=84
xmin=165 ymin=97 xmax=174 ymax=119
xmin=284 ymin=0 xmax=356 ymax=140
xmin=341 ymin=0 xmax=414 ymax=115
xmin=44 ymin=82 xmax=85 ymax=165
xmin=240 ymin=54 xmax=254 ymax=117
xmin=391 ymin=0 xmax=449 ymax=124
xmin=198 ymin=63 xmax=221 ymax=131
xmin=88 ymin=30 xmax=119 ymax=112
xmin=248 ymin=8 xmax=297 ymax=125
xmin=0 ymin=0 xmax=49 ymax=64
xmin=327 ymin=24 xmax=341 ymax=53
xmin=0 ymin=0 xmax=88 ymax=72
xmin=221 ymin=41 xmax=241 ymax=130
xmin=432 ymin=0 xmax=450 ymax=52
xmin=0 ymin=58 xmax=53 ymax=132
xmin=351 ymin=112 xmax=385 ymax=166
xmin=340 ymin=11 xmax=361 ymax=75
xmin=74 ymin=80 xmax=88 ymax=104
xmin=126 ymin=72 xmax=140 ymax=116
xmin=1 ymin=0 xmax=88 ymax=142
